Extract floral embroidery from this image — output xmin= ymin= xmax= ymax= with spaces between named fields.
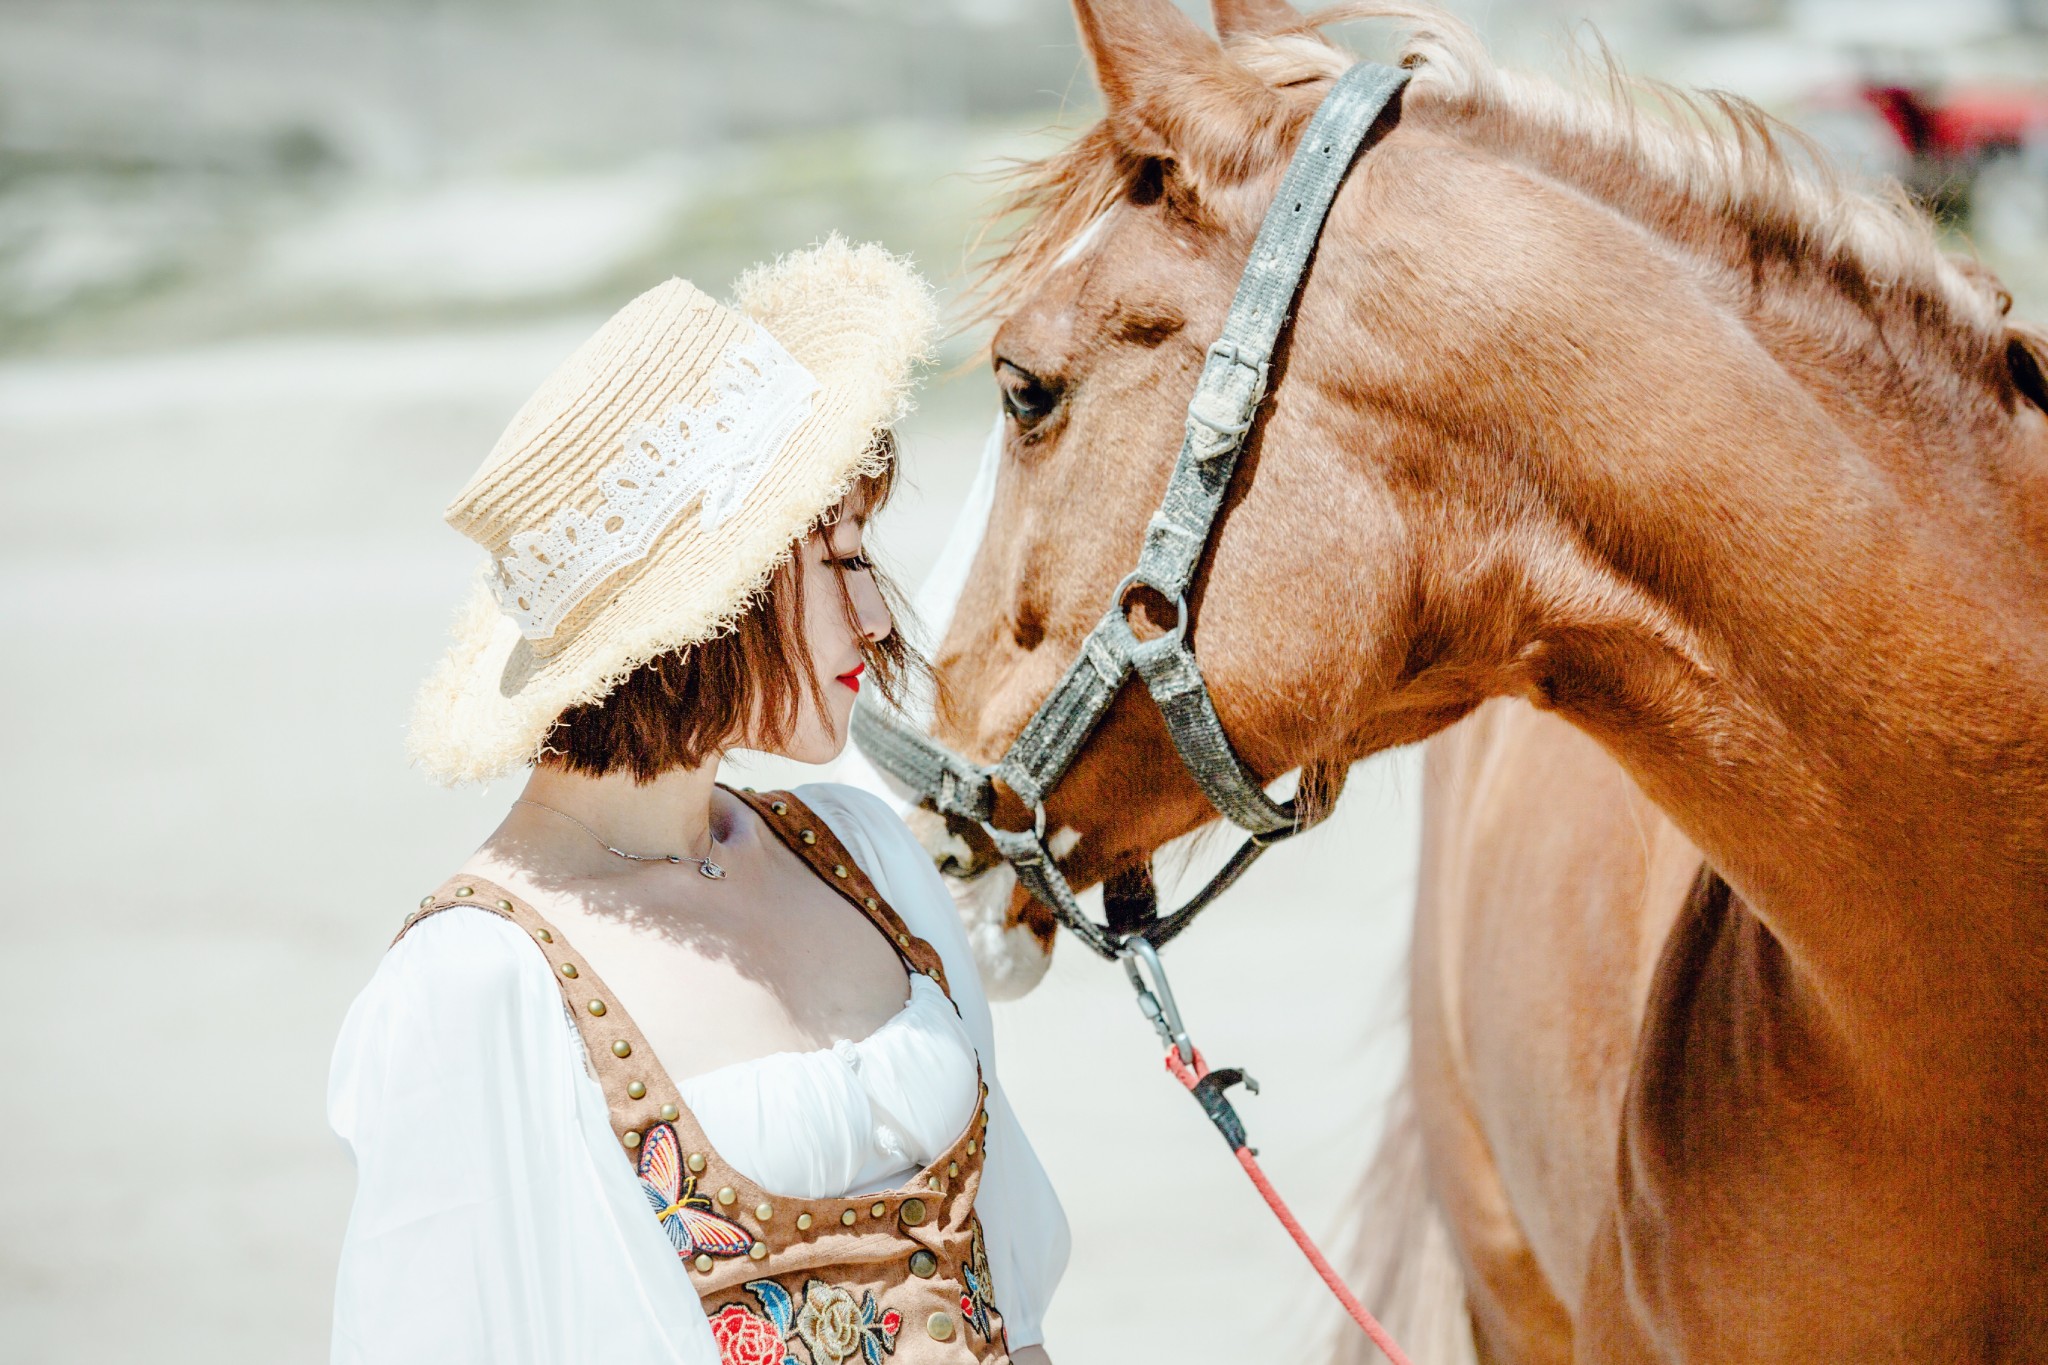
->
xmin=638 ymin=1123 xmax=753 ymax=1259
xmin=742 ymin=1279 xmax=900 ymax=1365
xmin=709 ymin=1302 xmax=791 ymax=1365
xmin=797 ymin=1282 xmax=863 ymax=1363
xmin=960 ymin=1222 xmax=997 ymax=1340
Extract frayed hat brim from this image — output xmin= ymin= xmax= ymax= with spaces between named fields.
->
xmin=406 ymin=236 xmax=937 ymax=786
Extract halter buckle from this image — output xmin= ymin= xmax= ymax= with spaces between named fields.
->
xmin=1205 ymin=338 xmax=1269 ymax=381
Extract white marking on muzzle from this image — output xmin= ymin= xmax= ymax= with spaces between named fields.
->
xmin=906 ymin=805 xmax=1053 ymax=1000
xmin=955 ymin=862 xmax=1051 ymax=1001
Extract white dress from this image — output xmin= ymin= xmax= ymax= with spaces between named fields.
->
xmin=327 ymin=784 xmax=1070 ymax=1364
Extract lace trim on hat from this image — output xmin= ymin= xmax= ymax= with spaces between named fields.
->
xmin=495 ymin=323 xmax=820 ymax=641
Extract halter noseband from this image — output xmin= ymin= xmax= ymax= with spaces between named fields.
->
xmin=852 ymin=61 xmax=1411 ymax=963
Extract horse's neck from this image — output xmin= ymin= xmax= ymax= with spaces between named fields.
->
xmin=1467 ymin=300 xmax=2048 ymax=1041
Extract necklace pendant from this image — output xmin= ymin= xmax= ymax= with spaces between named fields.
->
xmin=665 ymin=854 xmax=682 ymax=864
xmin=698 ymin=860 xmax=726 ymax=881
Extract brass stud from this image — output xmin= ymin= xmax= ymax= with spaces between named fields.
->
xmin=771 ymin=801 xmax=788 ymax=815
xmin=558 ymin=962 xmax=578 ymax=979
xmin=899 ymin=1197 xmax=927 ymax=1227
xmin=749 ymin=1241 xmax=768 ymax=1261
xmin=897 ymin=933 xmax=911 ymax=947
xmin=687 ymin=1153 xmax=706 ymax=1174
xmin=797 ymin=1212 xmax=813 ymax=1231
xmin=755 ymin=1202 xmax=774 ymax=1222
xmin=535 ymin=927 xmax=554 ymax=944
xmin=833 ymin=864 xmax=849 ymax=879
xmin=909 ymin=1249 xmax=938 ymax=1278
xmin=694 ymin=1253 xmax=713 ymax=1274
xmin=981 ymin=1109 xmax=990 ymax=1126
xmin=626 ymin=1081 xmax=646 ymax=1100
xmin=660 ymin=1104 xmax=679 ymax=1122
xmin=496 ymin=898 xmax=513 ymax=911
xmin=947 ymin=1161 xmax=959 ymax=1178
xmin=455 ymin=886 xmax=473 ymax=897
xmin=623 ymin=1130 xmax=641 ymax=1148
xmin=716 ymin=1186 xmax=737 ymax=1207
xmin=611 ymin=1039 xmax=631 ymax=1058
xmin=926 ymin=1312 xmax=956 ymax=1342
xmin=864 ymin=897 xmax=877 ymax=910
xmin=587 ymin=999 xmax=607 ymax=1017
xmin=419 ymin=895 xmax=434 ymax=908
xmin=966 ymin=1140 xmax=976 ymax=1155
xmin=799 ymin=829 xmax=817 ymax=845
xmin=871 ymin=1201 xmax=887 ymax=1219
xmin=841 ymin=1209 xmax=857 ymax=1226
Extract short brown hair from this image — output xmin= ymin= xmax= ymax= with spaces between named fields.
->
xmin=539 ymin=436 xmax=917 ymax=781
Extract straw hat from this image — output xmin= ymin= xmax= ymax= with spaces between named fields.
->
xmin=408 ymin=236 xmax=938 ymax=785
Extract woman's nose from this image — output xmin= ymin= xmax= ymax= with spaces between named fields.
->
xmin=857 ymin=577 xmax=894 ymax=645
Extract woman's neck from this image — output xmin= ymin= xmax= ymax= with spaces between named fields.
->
xmin=515 ymin=759 xmax=731 ymax=866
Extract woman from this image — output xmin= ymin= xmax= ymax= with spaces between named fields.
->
xmin=329 ymin=238 xmax=1068 ymax=1365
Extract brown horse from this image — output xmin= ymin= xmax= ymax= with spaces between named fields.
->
xmin=920 ymin=1 xmax=2048 ymax=1359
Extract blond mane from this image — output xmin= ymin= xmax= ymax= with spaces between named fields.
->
xmin=977 ymin=3 xmax=2021 ymax=374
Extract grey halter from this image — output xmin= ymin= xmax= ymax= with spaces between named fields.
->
xmin=852 ymin=61 xmax=1411 ymax=963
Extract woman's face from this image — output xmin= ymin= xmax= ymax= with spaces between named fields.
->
xmin=776 ymin=516 xmax=894 ymax=764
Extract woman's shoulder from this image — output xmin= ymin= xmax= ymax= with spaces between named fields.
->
xmin=330 ymin=904 xmax=568 ymax=1138
xmin=367 ymin=903 xmax=556 ymax=1017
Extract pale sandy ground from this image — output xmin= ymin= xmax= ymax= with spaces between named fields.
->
xmin=0 ymin=325 xmax=1420 ymax=1363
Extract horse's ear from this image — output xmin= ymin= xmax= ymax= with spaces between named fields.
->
xmin=1073 ymin=0 xmax=1285 ymax=189
xmin=1212 ymin=0 xmax=1307 ymax=38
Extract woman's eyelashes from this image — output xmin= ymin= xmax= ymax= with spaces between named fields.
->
xmin=829 ymin=552 xmax=874 ymax=573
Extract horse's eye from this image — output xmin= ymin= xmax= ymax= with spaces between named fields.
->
xmin=995 ymin=358 xmax=1059 ymax=428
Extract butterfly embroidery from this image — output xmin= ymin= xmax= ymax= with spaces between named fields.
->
xmin=638 ymin=1122 xmax=754 ymax=1259
xmin=960 ymin=1222 xmax=996 ymax=1340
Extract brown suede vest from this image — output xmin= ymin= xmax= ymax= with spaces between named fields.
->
xmin=398 ymin=789 xmax=1011 ymax=1365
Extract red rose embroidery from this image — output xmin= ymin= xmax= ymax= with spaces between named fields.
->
xmin=709 ymin=1302 xmax=785 ymax=1365
xmin=881 ymin=1310 xmax=902 ymax=1335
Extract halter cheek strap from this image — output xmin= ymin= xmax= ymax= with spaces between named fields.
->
xmin=849 ymin=60 xmax=1410 ymax=960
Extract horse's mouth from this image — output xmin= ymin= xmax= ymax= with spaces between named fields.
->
xmin=916 ymin=808 xmax=1007 ymax=881
xmin=904 ymin=805 xmax=1056 ymax=1000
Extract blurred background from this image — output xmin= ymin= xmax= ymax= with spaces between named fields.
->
xmin=2 ymin=1 xmax=2042 ymax=1361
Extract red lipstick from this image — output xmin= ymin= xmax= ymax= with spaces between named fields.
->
xmin=836 ymin=662 xmax=865 ymax=693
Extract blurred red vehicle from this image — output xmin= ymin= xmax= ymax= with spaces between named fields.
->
xmin=1803 ymin=68 xmax=2048 ymax=252
xmin=1860 ymin=79 xmax=2048 ymax=193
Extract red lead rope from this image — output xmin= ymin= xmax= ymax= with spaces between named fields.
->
xmin=1162 ymin=1047 xmax=1416 ymax=1365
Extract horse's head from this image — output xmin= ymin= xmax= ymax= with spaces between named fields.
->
xmin=931 ymin=0 xmax=2004 ymax=991
xmin=923 ymin=0 xmax=1525 ymax=993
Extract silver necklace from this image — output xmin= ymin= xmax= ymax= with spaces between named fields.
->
xmin=515 ymin=799 xmax=726 ymax=880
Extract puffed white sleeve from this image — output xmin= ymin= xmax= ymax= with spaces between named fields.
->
xmin=327 ymin=908 xmax=720 ymax=1365
xmin=803 ymin=784 xmax=1072 ymax=1350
